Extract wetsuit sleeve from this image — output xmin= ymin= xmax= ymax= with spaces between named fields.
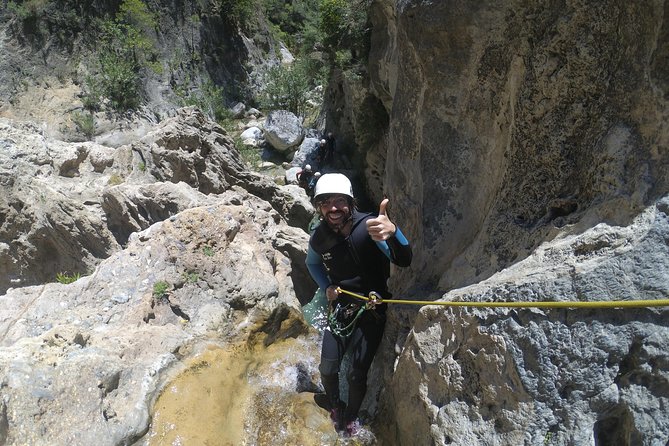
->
xmin=306 ymin=245 xmax=331 ymax=290
xmin=374 ymin=226 xmax=412 ymax=267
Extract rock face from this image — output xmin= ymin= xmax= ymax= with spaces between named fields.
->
xmin=0 ymin=105 xmax=323 ymax=445
xmin=0 ymin=196 xmax=313 ymax=445
xmin=0 ymin=2 xmax=280 ymax=142
xmin=375 ymin=197 xmax=669 ymax=445
xmin=364 ymin=0 xmax=669 ymax=292
xmin=0 ymin=108 xmax=314 ymax=295
xmin=351 ymin=1 xmax=669 ymax=445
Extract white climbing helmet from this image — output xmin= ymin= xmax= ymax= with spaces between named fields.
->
xmin=314 ymin=173 xmax=353 ymax=199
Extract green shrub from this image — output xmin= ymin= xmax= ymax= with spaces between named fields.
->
xmin=319 ymin=0 xmax=369 ymax=66
xmin=117 ymin=0 xmax=156 ymax=32
xmin=6 ymin=0 xmax=49 ymax=20
xmin=98 ymin=47 xmax=141 ymax=111
xmin=262 ymin=0 xmax=321 ymax=54
xmin=152 ymin=281 xmax=169 ymax=300
xmin=260 ymin=60 xmax=312 ymax=117
xmin=234 ymin=135 xmax=262 ymax=168
xmin=319 ymin=0 xmax=347 ymax=46
xmin=202 ymin=246 xmax=214 ymax=257
xmin=176 ymin=80 xmax=231 ymax=123
xmin=217 ymin=0 xmax=255 ymax=29
xmin=81 ymin=75 xmax=102 ymax=111
xmin=56 ymin=272 xmax=81 ymax=284
xmin=71 ymin=111 xmax=96 ymax=139
xmin=183 ymin=271 xmax=200 ymax=283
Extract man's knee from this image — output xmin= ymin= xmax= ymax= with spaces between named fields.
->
xmin=347 ymin=368 xmax=368 ymax=387
xmin=319 ymin=358 xmax=340 ymax=378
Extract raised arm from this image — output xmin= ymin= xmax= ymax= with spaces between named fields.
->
xmin=366 ymin=199 xmax=412 ymax=267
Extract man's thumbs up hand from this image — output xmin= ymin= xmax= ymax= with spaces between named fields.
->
xmin=366 ymin=198 xmax=396 ymax=241
xmin=378 ymin=198 xmax=388 ymax=216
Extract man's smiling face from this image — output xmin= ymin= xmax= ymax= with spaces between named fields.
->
xmin=318 ymin=194 xmax=351 ymax=230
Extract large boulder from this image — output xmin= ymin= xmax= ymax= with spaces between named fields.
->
xmin=264 ymin=110 xmax=305 ymax=152
xmin=290 ymin=137 xmax=321 ymax=169
xmin=240 ymin=126 xmax=264 ymax=147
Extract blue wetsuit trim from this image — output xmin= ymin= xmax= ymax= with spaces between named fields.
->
xmin=306 ymin=246 xmax=331 ymax=290
xmin=374 ymin=227 xmax=409 ymax=259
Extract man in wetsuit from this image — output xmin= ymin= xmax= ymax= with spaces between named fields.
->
xmin=305 ymin=173 xmax=412 ymax=436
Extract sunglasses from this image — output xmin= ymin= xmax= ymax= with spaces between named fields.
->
xmin=317 ymin=196 xmax=349 ymax=209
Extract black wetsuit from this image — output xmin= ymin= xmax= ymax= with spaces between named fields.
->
xmin=306 ymin=210 xmax=412 ymax=423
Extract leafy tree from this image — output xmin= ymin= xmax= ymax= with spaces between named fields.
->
xmin=261 ymin=60 xmax=312 ymax=117
xmin=319 ymin=0 xmax=369 ymax=66
xmin=217 ymin=0 xmax=255 ymax=29
xmin=262 ymin=0 xmax=321 ymax=53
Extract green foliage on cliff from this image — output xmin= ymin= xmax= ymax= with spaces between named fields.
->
xmin=262 ymin=0 xmax=321 ymax=54
xmin=319 ymin=0 xmax=369 ymax=67
xmin=82 ymin=0 xmax=158 ymax=112
xmin=175 ymin=79 xmax=231 ymax=123
xmin=117 ymin=0 xmax=156 ymax=32
xmin=6 ymin=0 xmax=49 ymax=20
xmin=216 ymin=0 xmax=255 ymax=29
xmin=3 ymin=0 xmax=361 ymax=116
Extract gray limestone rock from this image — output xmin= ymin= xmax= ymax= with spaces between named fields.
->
xmin=0 ymin=108 xmax=314 ymax=294
xmin=264 ymin=110 xmax=305 ymax=152
xmin=375 ymin=197 xmax=669 ymax=446
xmin=0 ymin=198 xmax=313 ymax=445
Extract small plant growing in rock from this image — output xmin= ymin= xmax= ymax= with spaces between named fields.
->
xmin=71 ymin=111 xmax=96 ymax=140
xmin=183 ymin=271 xmax=199 ymax=283
xmin=107 ymin=174 xmax=124 ymax=186
xmin=152 ymin=281 xmax=169 ymax=301
xmin=138 ymin=161 xmax=146 ymax=171
xmin=202 ymin=246 xmax=214 ymax=257
xmin=56 ymin=272 xmax=81 ymax=284
xmin=235 ymin=136 xmax=261 ymax=168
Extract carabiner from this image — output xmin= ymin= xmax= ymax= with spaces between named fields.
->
xmin=367 ymin=291 xmax=383 ymax=309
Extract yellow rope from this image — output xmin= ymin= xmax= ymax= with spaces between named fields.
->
xmin=335 ymin=287 xmax=669 ymax=309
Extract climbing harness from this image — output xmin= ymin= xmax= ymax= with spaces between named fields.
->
xmin=326 ymin=291 xmax=384 ymax=337
xmin=327 ymin=302 xmax=366 ymax=337
xmin=335 ymin=287 xmax=669 ymax=309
